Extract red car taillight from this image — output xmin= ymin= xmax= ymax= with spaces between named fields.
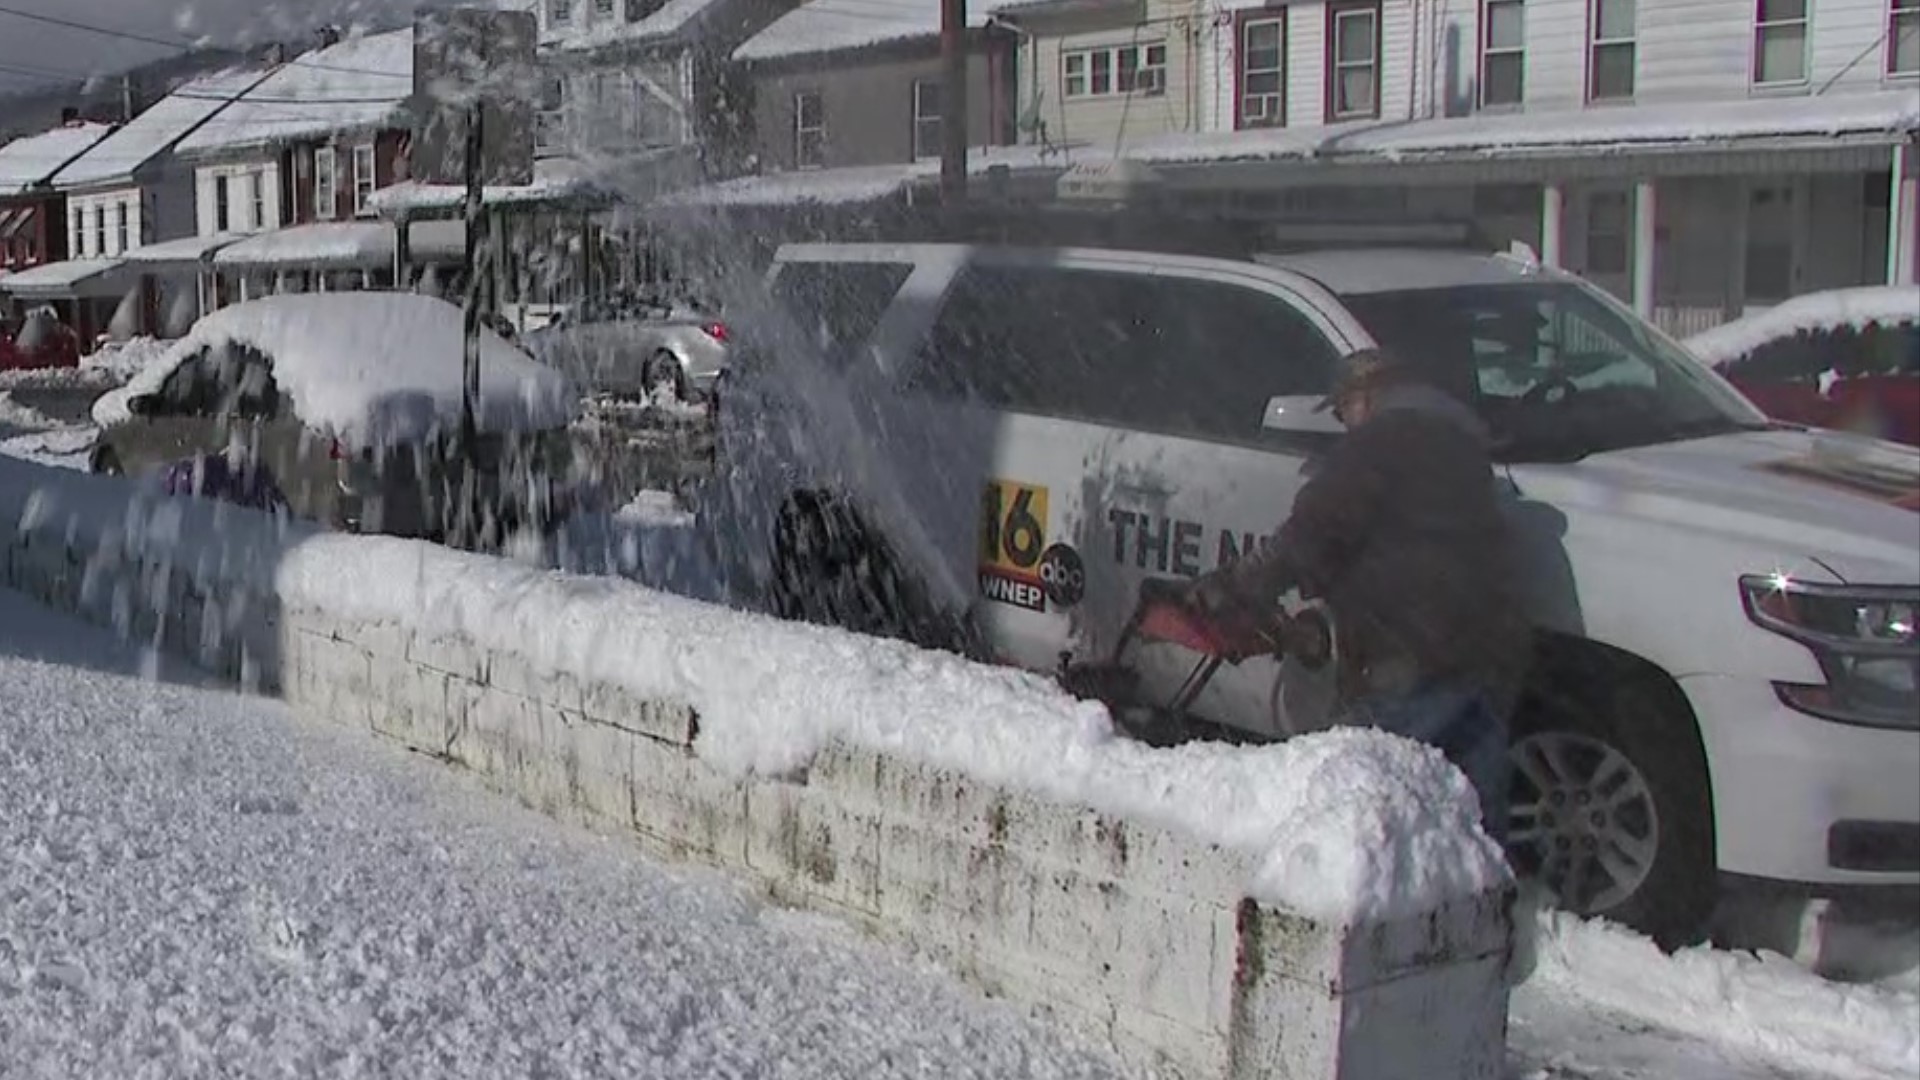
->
xmin=701 ymin=321 xmax=730 ymax=343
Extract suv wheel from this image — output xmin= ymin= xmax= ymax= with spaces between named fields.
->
xmin=771 ymin=492 xmax=982 ymax=657
xmin=90 ymin=446 xmax=122 ymax=476
xmin=644 ymin=351 xmax=684 ymax=404
xmin=1509 ymin=665 xmax=1717 ymax=950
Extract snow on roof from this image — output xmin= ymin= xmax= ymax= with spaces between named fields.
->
xmin=95 ymin=293 xmax=577 ymax=445
xmin=0 ymin=258 xmax=130 ymax=298
xmin=1123 ymin=88 xmax=1920 ymax=166
xmin=51 ymin=69 xmax=269 ymax=190
xmin=368 ymin=157 xmax=616 ymax=213
xmin=1685 ymin=285 xmax=1920 ymax=367
xmin=0 ymin=124 xmax=115 ymax=198
xmin=211 ymin=220 xmax=467 ymax=269
xmin=734 ymin=0 xmax=993 ymax=62
xmin=1258 ymin=248 xmax=1539 ymax=295
xmin=121 ymin=232 xmax=249 ymax=265
xmin=659 ymin=147 xmax=1057 ymax=208
xmin=546 ymin=0 xmax=727 ymax=51
xmin=175 ymin=29 xmax=413 ymax=154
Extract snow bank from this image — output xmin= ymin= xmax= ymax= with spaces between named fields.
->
xmin=1520 ymin=911 xmax=1920 ymax=1080
xmin=272 ymin=533 xmax=1509 ymax=924
xmin=91 ymin=294 xmax=578 ymax=446
xmin=1686 ymin=285 xmax=1920 ymax=367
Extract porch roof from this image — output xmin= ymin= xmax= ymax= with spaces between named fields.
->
xmin=0 ymin=257 xmax=131 ymax=300
xmin=210 ymin=220 xmax=466 ymax=270
xmin=367 ymin=155 xmax=633 ymax=217
xmin=1121 ymin=89 xmax=1920 ymax=171
xmin=121 ymin=233 xmax=249 ymax=267
xmin=657 ymin=146 xmax=1063 ymax=209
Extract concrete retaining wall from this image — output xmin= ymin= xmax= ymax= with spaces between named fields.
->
xmin=0 ymin=460 xmax=1513 ymax=1080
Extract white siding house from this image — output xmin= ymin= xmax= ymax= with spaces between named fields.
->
xmin=1000 ymin=0 xmax=1920 ymax=332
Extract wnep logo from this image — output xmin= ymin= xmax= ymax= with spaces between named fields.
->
xmin=978 ymin=479 xmax=1084 ymax=613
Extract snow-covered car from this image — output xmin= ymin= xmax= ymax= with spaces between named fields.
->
xmin=522 ymin=293 xmax=730 ymax=403
xmin=89 ymin=293 xmax=580 ymax=540
xmin=1686 ymin=286 xmax=1920 ymax=447
xmin=712 ymin=239 xmax=1920 ymax=948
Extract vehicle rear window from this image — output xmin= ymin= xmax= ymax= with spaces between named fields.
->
xmin=769 ymin=260 xmax=912 ymax=367
xmin=907 ymin=263 xmax=1338 ymax=447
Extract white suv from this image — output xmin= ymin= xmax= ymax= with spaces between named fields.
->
xmin=711 ymin=239 xmax=1920 ymax=947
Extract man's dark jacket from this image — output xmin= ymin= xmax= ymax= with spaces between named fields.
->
xmin=1224 ymin=383 xmax=1532 ymax=704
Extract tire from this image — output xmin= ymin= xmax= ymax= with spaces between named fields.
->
xmin=1507 ymin=657 xmax=1717 ymax=951
xmin=643 ymin=351 xmax=685 ymax=404
xmin=90 ymin=446 xmax=122 ymax=476
xmin=770 ymin=492 xmax=983 ymax=658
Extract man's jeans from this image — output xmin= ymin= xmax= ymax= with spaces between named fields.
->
xmin=1350 ymin=684 xmax=1511 ymax=846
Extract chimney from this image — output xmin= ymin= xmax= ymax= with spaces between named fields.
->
xmin=60 ymin=106 xmax=81 ymax=126
xmin=122 ymin=76 xmax=136 ymax=123
xmin=262 ymin=42 xmax=290 ymax=65
xmin=316 ymin=25 xmax=342 ymax=49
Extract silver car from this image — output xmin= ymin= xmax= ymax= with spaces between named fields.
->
xmin=523 ymin=293 xmax=730 ymax=403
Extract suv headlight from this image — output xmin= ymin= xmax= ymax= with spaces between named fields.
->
xmin=1741 ymin=573 xmax=1919 ymax=730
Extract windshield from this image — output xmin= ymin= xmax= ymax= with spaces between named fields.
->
xmin=1341 ymin=279 xmax=1769 ymax=462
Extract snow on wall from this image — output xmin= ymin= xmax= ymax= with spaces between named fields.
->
xmin=1685 ymin=285 xmax=1920 ymax=367
xmin=0 ymin=455 xmax=1517 ymax=1080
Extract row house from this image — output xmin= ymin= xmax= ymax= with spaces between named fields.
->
xmin=171 ymin=27 xmax=417 ymax=296
xmin=0 ymin=117 xmax=113 ymax=276
xmin=983 ymin=0 xmax=1919 ymax=329
xmin=730 ymin=0 xmax=1021 ymax=173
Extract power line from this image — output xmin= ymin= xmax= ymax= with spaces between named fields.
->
xmin=0 ymin=4 xmax=411 ymax=80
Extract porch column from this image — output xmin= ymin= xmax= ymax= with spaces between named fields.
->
xmin=1889 ymin=142 xmax=1918 ymax=286
xmin=1631 ymin=179 xmax=1657 ymax=318
xmin=1540 ymin=182 xmax=1566 ymax=267
xmin=394 ymin=214 xmax=413 ymax=291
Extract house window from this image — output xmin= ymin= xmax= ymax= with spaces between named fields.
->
xmin=1753 ymin=0 xmax=1808 ymax=85
xmin=115 ymin=201 xmax=129 ymax=254
xmin=595 ymin=0 xmax=615 ymax=15
xmin=215 ymin=175 xmax=231 ymax=233
xmin=93 ymin=205 xmax=106 ymax=258
xmin=352 ymin=145 xmax=377 ymax=215
xmin=1586 ymin=191 xmax=1630 ymax=276
xmin=1892 ymin=0 xmax=1920 ymax=76
xmin=794 ymin=91 xmax=825 ymax=169
xmin=1327 ymin=3 xmax=1381 ymax=120
xmin=1480 ymin=0 xmax=1525 ymax=107
xmin=1589 ymin=0 xmax=1636 ymax=100
xmin=536 ymin=77 xmax=567 ymax=155
xmin=547 ymin=0 xmax=571 ymax=25
xmin=913 ymin=79 xmax=943 ymax=160
xmin=72 ymin=210 xmax=85 ymax=258
xmin=625 ymin=0 xmax=659 ymax=19
xmin=1240 ymin=16 xmax=1286 ymax=128
xmin=314 ymin=147 xmax=338 ymax=220
xmin=1061 ymin=43 xmax=1167 ymax=99
xmin=249 ymin=169 xmax=267 ymax=230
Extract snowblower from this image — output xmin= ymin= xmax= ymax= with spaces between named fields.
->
xmin=1059 ymin=577 xmax=1335 ymax=748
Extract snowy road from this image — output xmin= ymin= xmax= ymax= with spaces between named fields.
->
xmin=1 ymin=586 xmax=1913 ymax=1080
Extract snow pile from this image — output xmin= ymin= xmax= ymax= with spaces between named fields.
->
xmin=617 ymin=488 xmax=696 ymax=527
xmin=1686 ymin=285 xmax=1920 ymax=366
xmin=0 ymin=391 xmax=59 ymax=433
xmin=0 ymin=590 xmax=1130 ymax=1080
xmin=1516 ymin=910 xmax=1920 ymax=1080
xmin=175 ymin=29 xmax=412 ymax=152
xmin=92 ymin=294 xmax=578 ymax=445
xmin=273 ymin=533 xmax=1508 ymax=923
xmin=81 ymin=336 xmax=172 ymax=382
xmin=735 ymin=0 xmax=995 ymax=61
xmin=50 ymin=68 xmax=266 ymax=188
xmin=0 ymin=123 xmax=114 ymax=197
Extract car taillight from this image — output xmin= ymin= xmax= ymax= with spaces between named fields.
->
xmin=329 ymin=438 xmax=348 ymax=461
xmin=702 ymin=321 xmax=730 ymax=343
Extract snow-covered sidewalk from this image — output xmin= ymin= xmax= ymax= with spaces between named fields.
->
xmin=0 ymin=589 xmax=1129 ymax=1080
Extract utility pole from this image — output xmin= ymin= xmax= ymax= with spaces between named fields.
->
xmin=939 ymin=0 xmax=968 ymax=206
xmin=458 ymin=100 xmax=486 ymax=543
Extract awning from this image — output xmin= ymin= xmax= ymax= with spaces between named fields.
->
xmin=0 ymin=205 xmax=34 ymax=240
xmin=0 ymin=257 xmax=132 ymax=299
xmin=122 ymin=233 xmax=249 ymax=268
xmin=210 ymin=220 xmax=467 ymax=270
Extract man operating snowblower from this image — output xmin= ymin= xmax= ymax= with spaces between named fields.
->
xmin=1187 ymin=347 xmax=1531 ymax=844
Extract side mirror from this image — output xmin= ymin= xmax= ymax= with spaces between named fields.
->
xmin=1262 ymin=395 xmax=1343 ymax=437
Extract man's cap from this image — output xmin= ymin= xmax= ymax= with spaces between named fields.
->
xmin=1316 ymin=348 xmax=1406 ymax=412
